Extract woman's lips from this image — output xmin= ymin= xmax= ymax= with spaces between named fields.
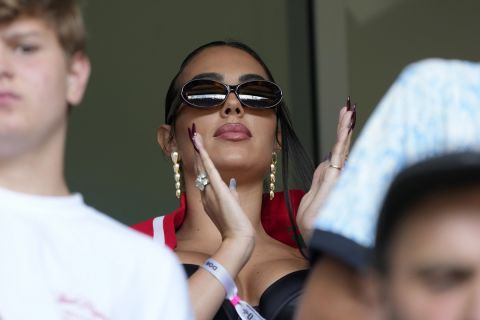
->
xmin=0 ymin=91 xmax=20 ymax=107
xmin=213 ymin=123 xmax=252 ymax=141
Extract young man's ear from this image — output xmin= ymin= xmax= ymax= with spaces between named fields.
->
xmin=66 ymin=52 xmax=91 ymax=106
xmin=157 ymin=124 xmax=177 ymax=156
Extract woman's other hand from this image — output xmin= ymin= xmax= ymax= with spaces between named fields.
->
xmin=296 ymin=98 xmax=356 ymax=242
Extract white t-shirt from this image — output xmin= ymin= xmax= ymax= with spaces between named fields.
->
xmin=0 ymin=187 xmax=193 ymax=320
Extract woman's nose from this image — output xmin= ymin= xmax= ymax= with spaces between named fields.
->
xmin=220 ymin=92 xmax=245 ymax=117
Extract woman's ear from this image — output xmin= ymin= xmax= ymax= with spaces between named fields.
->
xmin=157 ymin=124 xmax=176 ymax=155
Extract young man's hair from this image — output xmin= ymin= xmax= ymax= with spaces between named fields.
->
xmin=0 ymin=0 xmax=86 ymax=56
xmin=373 ymin=152 xmax=480 ymax=275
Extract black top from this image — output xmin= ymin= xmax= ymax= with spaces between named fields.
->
xmin=183 ymin=264 xmax=308 ymax=320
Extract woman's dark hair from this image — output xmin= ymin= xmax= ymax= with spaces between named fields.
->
xmin=165 ymin=40 xmax=315 ymax=255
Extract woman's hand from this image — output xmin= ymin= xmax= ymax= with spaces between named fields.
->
xmin=190 ymin=129 xmax=255 ymax=245
xmin=296 ymin=99 xmax=356 ymax=242
xmin=186 ymin=127 xmax=256 ymax=320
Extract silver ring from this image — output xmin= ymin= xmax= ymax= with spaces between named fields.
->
xmin=195 ymin=172 xmax=210 ymax=191
xmin=329 ymin=163 xmax=342 ymax=170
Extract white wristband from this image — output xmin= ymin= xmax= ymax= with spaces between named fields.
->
xmin=201 ymin=258 xmax=265 ymax=320
xmin=202 ymin=258 xmax=237 ymax=299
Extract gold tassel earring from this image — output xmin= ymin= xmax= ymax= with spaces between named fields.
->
xmin=269 ymin=152 xmax=277 ymax=200
xmin=171 ymin=152 xmax=181 ymax=199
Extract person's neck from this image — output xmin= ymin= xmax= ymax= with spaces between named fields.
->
xmin=0 ymin=135 xmax=69 ymax=197
xmin=178 ymin=173 xmax=269 ymax=252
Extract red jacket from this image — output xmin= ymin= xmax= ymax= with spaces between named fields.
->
xmin=131 ymin=190 xmax=305 ymax=249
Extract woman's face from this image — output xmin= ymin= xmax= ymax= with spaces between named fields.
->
xmin=172 ymin=46 xmax=278 ymax=180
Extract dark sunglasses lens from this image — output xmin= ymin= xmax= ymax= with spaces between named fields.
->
xmin=237 ymin=81 xmax=282 ymax=108
xmin=182 ymin=80 xmax=226 ymax=108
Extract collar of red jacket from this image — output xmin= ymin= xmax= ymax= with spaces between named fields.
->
xmin=161 ymin=190 xmax=305 ymax=249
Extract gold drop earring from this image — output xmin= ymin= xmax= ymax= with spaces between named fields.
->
xmin=269 ymin=152 xmax=277 ymax=200
xmin=171 ymin=151 xmax=181 ymax=199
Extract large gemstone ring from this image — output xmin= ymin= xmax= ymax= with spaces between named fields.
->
xmin=195 ymin=173 xmax=210 ymax=191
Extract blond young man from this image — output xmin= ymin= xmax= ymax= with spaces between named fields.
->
xmin=0 ymin=1 xmax=192 ymax=319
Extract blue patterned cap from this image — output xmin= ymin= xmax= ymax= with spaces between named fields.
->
xmin=313 ymin=58 xmax=480 ymax=249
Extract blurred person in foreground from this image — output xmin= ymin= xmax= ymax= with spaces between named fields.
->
xmin=297 ymin=59 xmax=480 ymax=319
xmin=372 ymin=151 xmax=480 ymax=320
xmin=0 ymin=1 xmax=191 ymax=319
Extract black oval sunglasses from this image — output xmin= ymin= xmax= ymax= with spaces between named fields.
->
xmin=180 ymin=78 xmax=283 ymax=109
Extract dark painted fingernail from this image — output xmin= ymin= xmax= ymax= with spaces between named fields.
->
xmin=346 ymin=96 xmax=351 ymax=111
xmin=192 ymin=122 xmax=197 ymax=135
xmin=323 ymin=152 xmax=332 ymax=162
xmin=349 ymin=103 xmax=357 ymax=132
xmin=188 ymin=125 xmax=199 ymax=153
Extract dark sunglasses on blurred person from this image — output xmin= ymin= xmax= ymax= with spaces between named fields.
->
xmin=181 ymin=79 xmax=283 ymax=109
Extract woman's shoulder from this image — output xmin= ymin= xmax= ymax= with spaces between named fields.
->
xmin=130 ymin=202 xmax=187 ymax=249
xmin=130 ymin=217 xmax=156 ymax=237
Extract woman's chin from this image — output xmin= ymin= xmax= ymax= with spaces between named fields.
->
xmin=213 ymin=158 xmax=266 ymax=176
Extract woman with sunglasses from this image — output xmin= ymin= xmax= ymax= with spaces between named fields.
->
xmin=132 ymin=41 xmax=355 ymax=320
